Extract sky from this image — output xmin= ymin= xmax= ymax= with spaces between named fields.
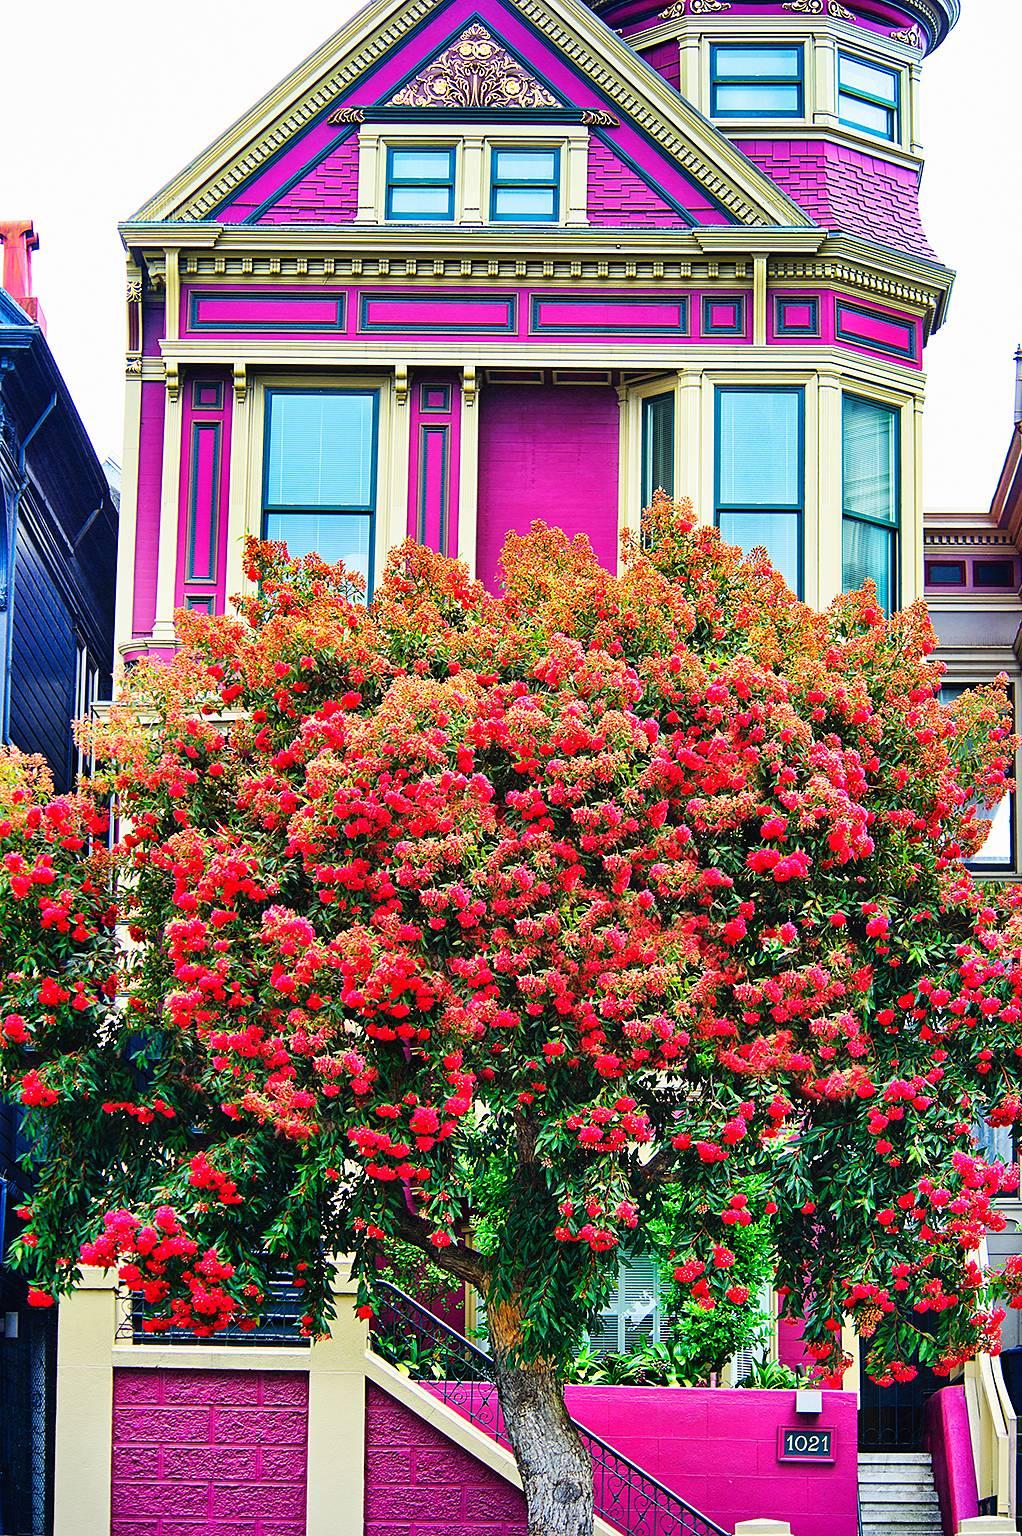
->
xmin=0 ymin=0 xmax=1018 ymax=512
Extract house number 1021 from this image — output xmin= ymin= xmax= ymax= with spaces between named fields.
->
xmin=778 ymin=1428 xmax=834 ymax=1462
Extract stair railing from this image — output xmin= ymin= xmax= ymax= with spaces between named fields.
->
xmin=371 ymin=1279 xmax=728 ymax=1536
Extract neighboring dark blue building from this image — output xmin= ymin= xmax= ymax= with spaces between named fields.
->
xmin=0 ymin=222 xmax=117 ymax=1536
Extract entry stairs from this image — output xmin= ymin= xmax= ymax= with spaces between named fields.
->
xmin=858 ymin=1451 xmax=942 ymax=1536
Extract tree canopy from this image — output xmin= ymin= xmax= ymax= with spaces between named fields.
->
xmin=3 ymin=496 xmax=1022 ymax=1390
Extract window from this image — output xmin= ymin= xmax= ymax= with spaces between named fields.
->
xmin=715 ymin=387 xmax=804 ymax=596
xmin=926 ymin=560 xmax=966 ymax=587
xmin=588 ymin=1254 xmax=664 ymax=1354
xmin=386 ymin=147 xmax=456 ymax=221
xmin=642 ymin=392 xmax=675 ymax=509
xmin=262 ymin=389 xmax=378 ymax=595
xmin=710 ymin=45 xmax=804 ymax=118
xmin=940 ymin=683 xmax=1016 ymax=872
xmin=974 ymin=559 xmax=1017 ymax=589
xmin=838 ymin=53 xmax=899 ymax=141
xmin=490 ymin=148 xmax=560 ymax=222
xmin=842 ymin=395 xmax=899 ymax=613
xmin=73 ymin=642 xmax=100 ymax=782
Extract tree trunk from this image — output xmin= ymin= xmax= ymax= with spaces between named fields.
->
xmin=488 ymin=1297 xmax=594 ymax=1536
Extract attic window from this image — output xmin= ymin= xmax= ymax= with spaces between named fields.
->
xmin=710 ymin=45 xmax=804 ymax=120
xmin=974 ymin=559 xmax=1017 ymax=589
xmin=385 ymin=147 xmax=456 ymax=221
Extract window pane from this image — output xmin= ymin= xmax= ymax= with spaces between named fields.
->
xmin=842 ymin=516 xmax=894 ymax=611
xmin=265 ymin=392 xmax=376 ymax=509
xmin=843 ymin=396 xmax=897 ymax=524
xmin=493 ymin=149 xmax=558 ymax=180
xmin=264 ymin=512 xmax=372 ymax=584
xmin=714 ymin=46 xmax=802 ymax=79
xmin=970 ymin=794 xmax=1014 ymax=869
xmin=389 ymin=185 xmax=453 ymax=216
xmin=839 ymin=55 xmax=898 ymax=104
xmin=390 ymin=150 xmax=453 ymax=181
xmin=719 ymin=511 xmax=800 ymax=591
xmin=493 ymin=187 xmax=558 ymax=218
xmin=713 ymin=83 xmax=801 ymax=114
xmin=717 ymin=390 xmax=802 ymax=508
xmin=839 ymin=94 xmax=894 ymax=138
xmin=642 ymin=393 xmax=675 ymax=505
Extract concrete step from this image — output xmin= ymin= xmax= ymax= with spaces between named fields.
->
xmin=860 ymin=1510 xmax=942 ymax=1527
xmin=859 ymin=1452 xmax=932 ymax=1465
xmin=860 ymin=1485 xmax=940 ymax=1504
xmin=862 ymin=1527 xmax=942 ymax=1536
xmin=860 ymin=1466 xmax=939 ymax=1485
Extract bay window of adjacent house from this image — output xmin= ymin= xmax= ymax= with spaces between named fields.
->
xmin=939 ymin=682 xmax=1016 ymax=873
xmin=714 ymin=386 xmax=804 ymax=596
xmin=262 ymin=388 xmax=378 ymax=595
xmin=710 ymin=45 xmax=804 ymax=119
xmin=385 ymin=146 xmax=456 ymax=220
xmin=842 ymin=394 xmax=899 ymax=614
xmin=641 ymin=391 xmax=675 ymax=511
xmin=837 ymin=53 xmax=900 ymax=142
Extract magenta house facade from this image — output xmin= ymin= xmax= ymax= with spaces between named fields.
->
xmin=89 ymin=1 xmax=1022 ymax=1534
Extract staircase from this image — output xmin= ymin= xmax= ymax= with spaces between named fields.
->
xmin=858 ymin=1452 xmax=943 ymax=1536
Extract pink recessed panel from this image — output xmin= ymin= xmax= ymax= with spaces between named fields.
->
xmin=187 ymin=293 xmax=346 ymax=332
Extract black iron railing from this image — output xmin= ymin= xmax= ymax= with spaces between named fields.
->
xmin=115 ymin=1277 xmax=310 ymax=1347
xmin=371 ymin=1280 xmax=728 ymax=1536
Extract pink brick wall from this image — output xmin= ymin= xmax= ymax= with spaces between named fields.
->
xmin=257 ymin=135 xmax=359 ymax=224
xmin=111 ymin=1368 xmax=309 ymax=1536
xmin=735 ymin=139 xmax=937 ymax=261
xmin=587 ymin=136 xmax=689 ymax=228
xmin=365 ymin=1383 xmax=527 ymax=1535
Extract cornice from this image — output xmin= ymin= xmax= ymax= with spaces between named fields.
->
xmin=592 ymin=0 xmax=959 ymax=54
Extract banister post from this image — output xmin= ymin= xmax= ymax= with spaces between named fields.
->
xmin=735 ymin=1522 xmax=793 ymax=1536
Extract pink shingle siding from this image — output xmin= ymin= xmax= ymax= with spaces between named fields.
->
xmin=587 ymin=135 xmax=689 ymax=227
xmin=258 ymin=136 xmax=360 ymax=224
xmin=736 ymin=139 xmax=938 ymax=261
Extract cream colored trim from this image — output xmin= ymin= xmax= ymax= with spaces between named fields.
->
xmin=458 ymin=366 xmax=480 ymax=577
xmin=53 ymin=1270 xmax=119 ymax=1536
xmin=165 ymin=249 xmax=181 ymax=345
xmin=224 ymin=367 xmax=254 ymax=612
xmin=816 ymin=369 xmax=843 ymax=610
xmin=111 ymin=1344 xmax=311 ymax=1372
xmin=752 ymin=255 xmax=767 ymax=347
xmin=307 ymin=1270 xmax=367 ymax=1536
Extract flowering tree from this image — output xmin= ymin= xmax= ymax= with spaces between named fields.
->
xmin=3 ymin=497 xmax=1022 ymax=1536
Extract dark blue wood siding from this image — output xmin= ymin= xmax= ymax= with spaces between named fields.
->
xmin=8 ymin=522 xmax=76 ymax=791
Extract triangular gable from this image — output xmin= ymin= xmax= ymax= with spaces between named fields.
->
xmin=125 ymin=0 xmax=811 ymax=232
xmin=388 ymin=21 xmax=559 ymax=108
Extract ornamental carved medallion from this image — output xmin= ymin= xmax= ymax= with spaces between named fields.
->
xmin=388 ymin=23 xmax=559 ymax=109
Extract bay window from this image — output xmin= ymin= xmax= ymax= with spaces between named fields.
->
xmin=841 ymin=394 xmax=899 ymax=613
xmin=715 ymin=386 xmax=804 ymax=596
xmin=939 ymin=683 xmax=1016 ymax=873
xmin=838 ymin=53 xmax=900 ymax=142
xmin=262 ymin=388 xmax=378 ymax=595
xmin=710 ymin=45 xmax=804 ymax=119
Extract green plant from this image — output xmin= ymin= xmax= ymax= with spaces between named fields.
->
xmin=737 ymin=1357 xmax=808 ymax=1390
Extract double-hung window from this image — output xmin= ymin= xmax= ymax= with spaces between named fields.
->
xmin=641 ymin=392 xmax=675 ymax=509
xmin=838 ymin=53 xmax=900 ymax=142
xmin=939 ymin=683 xmax=1016 ymax=873
xmin=715 ymin=386 xmax=804 ymax=596
xmin=262 ymin=389 xmax=378 ymax=596
xmin=841 ymin=394 xmax=899 ymax=613
xmin=386 ymin=147 xmax=456 ymax=221
xmin=490 ymin=147 xmax=560 ymax=222
xmin=710 ymin=45 xmax=804 ymax=119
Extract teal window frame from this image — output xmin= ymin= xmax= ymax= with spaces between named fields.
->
xmin=489 ymin=147 xmax=561 ymax=223
xmin=261 ymin=387 xmax=380 ymax=597
xmin=837 ymin=53 xmax=900 ymax=142
xmin=841 ymin=393 xmax=900 ymax=615
xmin=641 ymin=392 xmax=675 ymax=509
xmin=385 ymin=146 xmax=456 ymax=222
xmin=713 ymin=385 xmax=805 ymax=598
xmin=710 ymin=43 xmax=804 ymax=119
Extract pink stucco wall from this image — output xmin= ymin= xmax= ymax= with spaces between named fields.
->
xmin=475 ymin=383 xmax=620 ymax=589
xmin=111 ymin=1368 xmax=308 ymax=1536
xmin=366 ymin=1383 xmax=527 ymax=1534
xmin=925 ymin=1386 xmax=980 ymax=1536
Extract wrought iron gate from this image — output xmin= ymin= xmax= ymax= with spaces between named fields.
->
xmin=0 ymin=1306 xmax=56 ymax=1536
